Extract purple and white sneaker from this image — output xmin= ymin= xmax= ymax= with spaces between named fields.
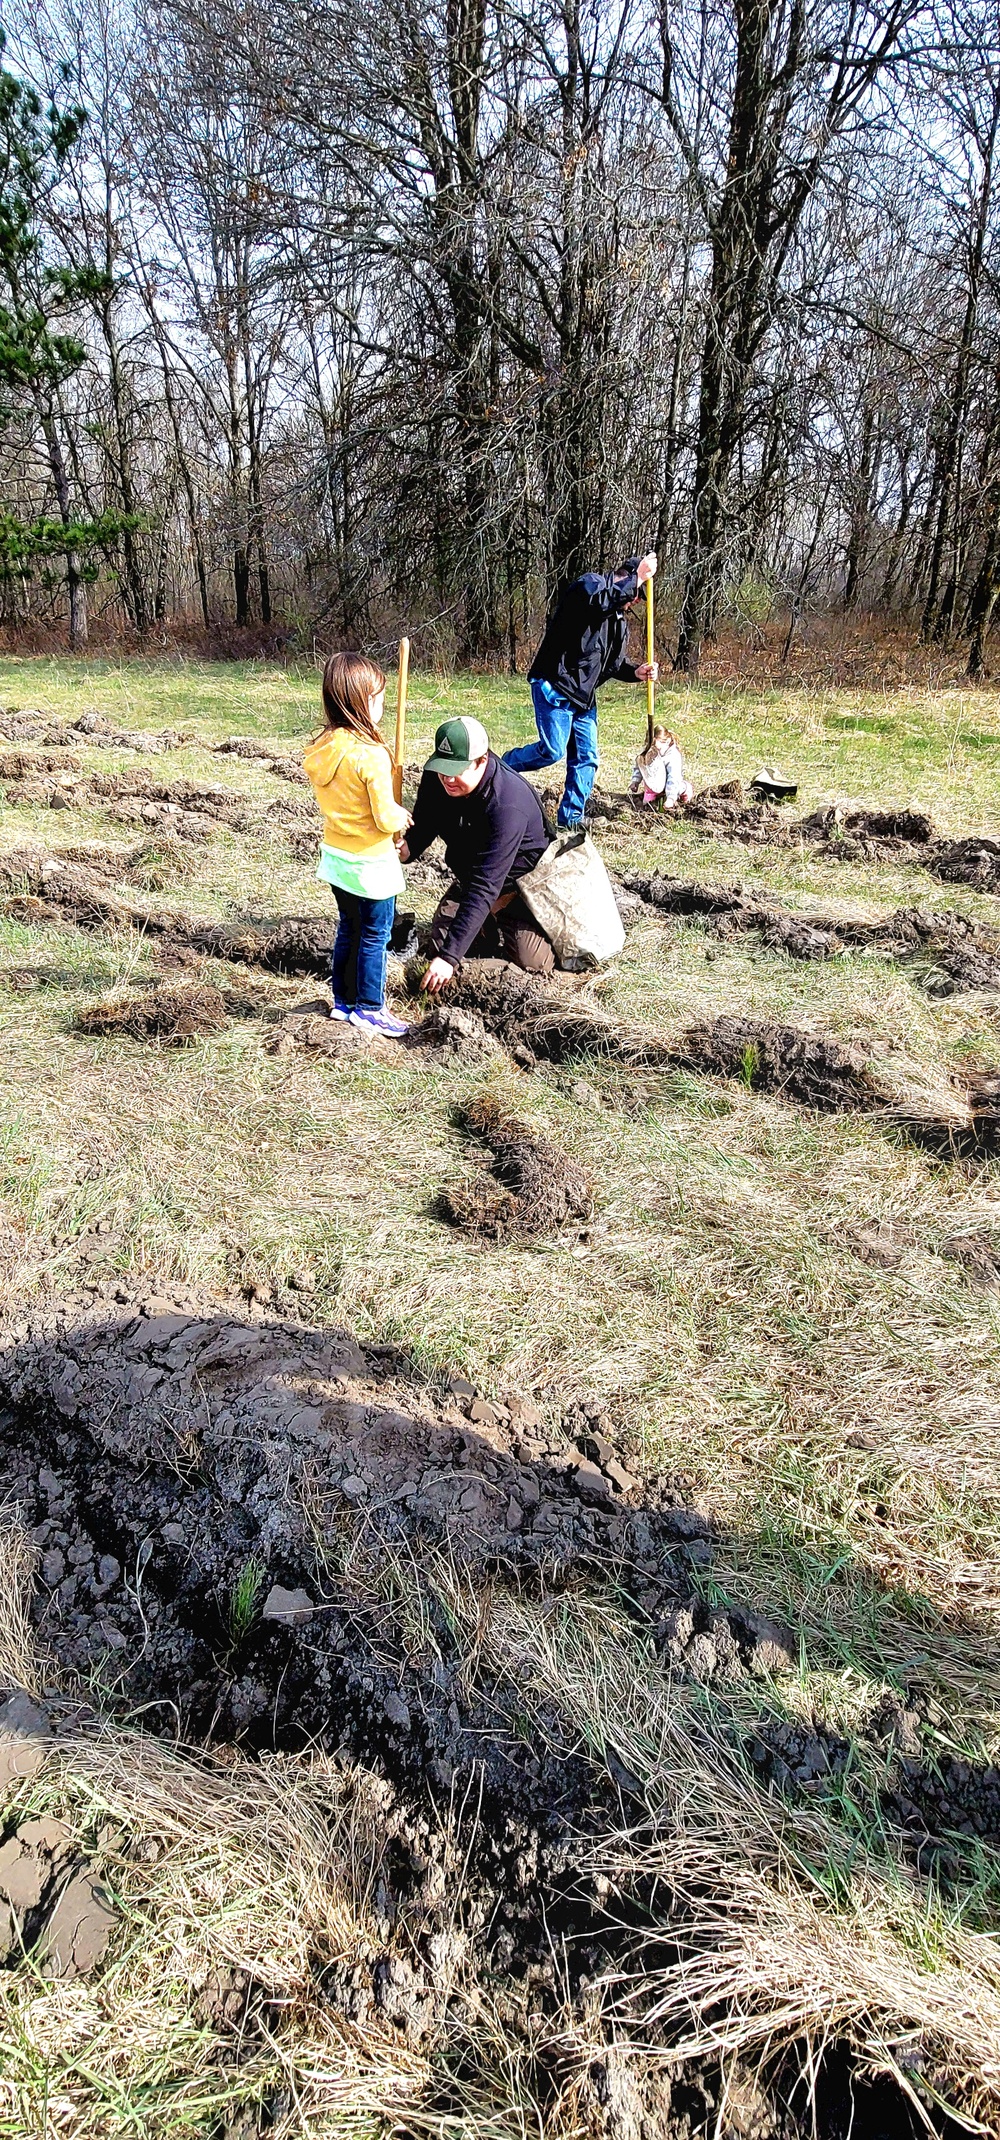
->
xmin=329 ymin=998 xmax=351 ymax=1022
xmin=349 ymin=1006 xmax=409 ymax=1039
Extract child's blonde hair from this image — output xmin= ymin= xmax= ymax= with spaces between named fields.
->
xmin=638 ymin=723 xmax=675 ymax=770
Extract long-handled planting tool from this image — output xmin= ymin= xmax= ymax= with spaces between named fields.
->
xmin=393 ymin=635 xmax=409 ymax=805
xmin=644 ymin=572 xmax=656 ymax=751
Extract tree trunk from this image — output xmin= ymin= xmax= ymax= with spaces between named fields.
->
xmin=39 ymin=408 xmax=88 ymax=650
xmin=234 ymin=545 xmax=251 ymax=628
xmin=921 ymin=75 xmax=1000 ymax=642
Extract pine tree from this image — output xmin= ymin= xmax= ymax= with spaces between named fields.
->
xmin=0 ymin=39 xmax=136 ymax=646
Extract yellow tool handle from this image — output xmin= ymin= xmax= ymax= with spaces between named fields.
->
xmin=644 ymin=574 xmax=655 ymax=747
xmin=393 ymin=636 xmax=409 ymax=806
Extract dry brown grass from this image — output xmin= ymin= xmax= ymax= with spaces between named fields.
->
xmin=0 ymin=1510 xmax=39 ymax=1696
xmin=2 ymin=657 xmax=1000 ymax=2131
xmin=0 ymin=1731 xmax=431 ymax=2140
xmin=479 ymin=1585 xmax=1000 ymax=2131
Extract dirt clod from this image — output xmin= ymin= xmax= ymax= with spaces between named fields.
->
xmin=0 ymin=1691 xmax=50 ymax=1789
xmin=75 ymin=981 xmax=230 ymax=1043
xmin=37 ymin=1870 xmax=115 ymax=1979
xmin=419 ymin=958 xmax=673 ymax=1068
xmin=624 ymin=869 xmax=1000 ymax=994
xmin=406 ymin=1004 xmax=505 ymax=1066
xmin=438 ymin=1091 xmax=593 ymax=1240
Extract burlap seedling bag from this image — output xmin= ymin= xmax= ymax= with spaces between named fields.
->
xmin=519 ymin=831 xmax=625 ymax=967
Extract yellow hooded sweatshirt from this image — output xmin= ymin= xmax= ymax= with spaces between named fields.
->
xmin=303 ymin=727 xmax=409 ymax=856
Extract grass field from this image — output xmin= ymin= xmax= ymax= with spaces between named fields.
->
xmin=2 ymin=652 xmax=1000 ymax=2135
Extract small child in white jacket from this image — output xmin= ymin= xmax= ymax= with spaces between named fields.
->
xmin=630 ymin=726 xmax=693 ymax=808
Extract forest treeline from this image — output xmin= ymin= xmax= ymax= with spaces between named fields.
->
xmin=1 ymin=0 xmax=999 ymax=674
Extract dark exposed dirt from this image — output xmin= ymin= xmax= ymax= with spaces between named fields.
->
xmin=0 ymin=851 xmax=336 ymax=975
xmin=74 ymin=980 xmax=232 ymax=1043
xmin=437 ymin=1091 xmax=593 ymax=1240
xmin=887 ymin=1754 xmax=1000 ymax=1882
xmin=930 ymin=835 xmax=1000 ymax=892
xmin=596 ymin=775 xmax=1000 ymax=899
xmin=0 ymin=749 xmax=84 ymax=779
xmin=0 ymin=1296 xmax=721 ymax=1750
xmin=2 ymin=765 xmax=316 ymax=851
xmin=0 ymin=1298 xmax=965 ymax=2135
xmin=623 ymin=870 xmax=1000 ymax=994
xmin=0 ymin=706 xmax=186 ymax=752
xmin=414 ymin=958 xmax=674 ymax=1068
xmin=211 ymin=736 xmax=309 ymax=783
xmin=673 ymin=1013 xmax=1000 ymax=1156
xmin=675 ymin=1015 xmax=881 ymax=1113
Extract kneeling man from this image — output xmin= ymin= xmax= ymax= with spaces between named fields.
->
xmin=399 ymin=716 xmax=554 ymax=994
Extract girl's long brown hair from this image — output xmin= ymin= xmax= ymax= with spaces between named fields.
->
xmin=321 ymin=652 xmax=389 ymax=751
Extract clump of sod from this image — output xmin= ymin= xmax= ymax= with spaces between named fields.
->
xmin=75 ymin=981 xmax=230 ymax=1044
xmin=414 ymin=958 xmax=674 ymax=1068
xmin=438 ymin=1090 xmax=593 ymax=1240
xmin=675 ymin=1014 xmax=881 ymax=1113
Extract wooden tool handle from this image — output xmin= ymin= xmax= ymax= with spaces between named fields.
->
xmin=393 ymin=635 xmax=409 ymax=806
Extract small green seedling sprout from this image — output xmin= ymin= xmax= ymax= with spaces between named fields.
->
xmin=739 ymin=1041 xmax=760 ymax=1091
xmin=228 ymin=1556 xmax=265 ymax=1644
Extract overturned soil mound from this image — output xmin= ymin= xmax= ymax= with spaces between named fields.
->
xmin=1 ymin=1298 xmax=958 ymax=2137
xmin=211 ymin=736 xmax=308 ymax=783
xmin=0 ymin=706 xmax=186 ymax=752
xmin=675 ymin=1014 xmax=1000 ymax=1157
xmin=616 ymin=778 xmax=1000 ymax=897
xmin=0 ymin=749 xmax=83 ymax=780
xmin=625 ymin=869 xmax=1000 ymax=993
xmin=0 ymin=1298 xmax=985 ymax=2135
xmin=438 ymin=1091 xmax=593 ymax=1240
xmin=2 ymin=762 xmax=316 ymax=852
xmin=0 ymin=851 xmax=335 ymax=977
xmin=890 ymin=1069 xmax=1000 ymax=1160
xmin=74 ymin=981 xmax=231 ymax=1043
xmin=677 ymin=1015 xmax=881 ymax=1113
xmin=405 ymin=1003 xmax=505 ymax=1066
xmin=265 ymin=999 xmax=412 ymax=1063
xmin=420 ymin=959 xmax=674 ymax=1068
xmin=0 ymin=1297 xmax=715 ymax=1745
xmin=930 ymin=834 xmax=1000 ymax=892
xmin=269 ymin=1002 xmax=512 ymax=1072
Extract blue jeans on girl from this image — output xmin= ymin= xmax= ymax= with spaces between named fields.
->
xmin=502 ymin=677 xmax=599 ymax=828
xmin=331 ymin=889 xmax=396 ymax=1010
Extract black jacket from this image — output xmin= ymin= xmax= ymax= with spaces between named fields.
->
xmin=528 ymin=559 xmax=642 ymax=713
xmin=406 ymin=754 xmax=550 ymax=962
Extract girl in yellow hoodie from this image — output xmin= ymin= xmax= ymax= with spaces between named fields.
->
xmin=304 ymin=653 xmax=412 ymax=1036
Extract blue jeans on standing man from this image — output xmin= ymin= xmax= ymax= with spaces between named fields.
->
xmin=502 ymin=677 xmax=599 ymax=828
xmin=331 ymin=888 xmax=395 ymax=1011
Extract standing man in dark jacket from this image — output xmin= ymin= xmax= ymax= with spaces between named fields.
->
xmin=400 ymin=715 xmax=555 ymax=992
xmin=504 ymin=551 xmax=659 ymax=827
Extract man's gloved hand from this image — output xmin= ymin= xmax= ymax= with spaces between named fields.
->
xmin=423 ymin=957 xmax=455 ymax=994
xmin=636 ymin=661 xmax=659 ymax=681
xmin=636 ymin=551 xmax=658 ymax=584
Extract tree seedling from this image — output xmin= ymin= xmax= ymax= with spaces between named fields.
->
xmin=228 ymin=1556 xmax=265 ymax=1645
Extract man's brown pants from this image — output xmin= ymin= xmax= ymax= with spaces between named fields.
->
xmin=427 ymin=888 xmax=555 ymax=975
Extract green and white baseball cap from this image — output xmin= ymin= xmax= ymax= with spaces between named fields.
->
xmin=425 ymin=715 xmax=490 ymax=773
